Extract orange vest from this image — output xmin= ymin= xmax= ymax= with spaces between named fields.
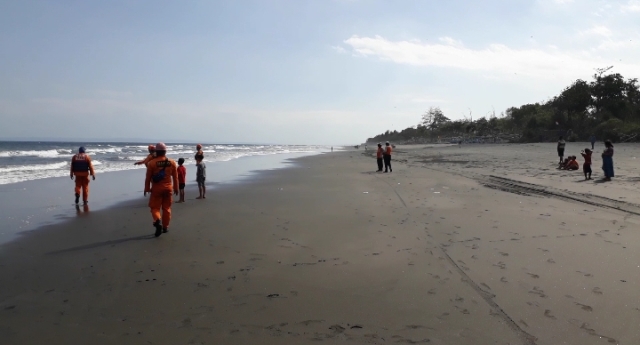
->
xmin=144 ymin=156 xmax=179 ymax=193
xmin=376 ymin=147 xmax=383 ymax=158
xmin=385 ymin=146 xmax=392 ymax=155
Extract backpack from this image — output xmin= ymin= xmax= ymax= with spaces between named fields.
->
xmin=152 ymin=159 xmax=169 ymax=183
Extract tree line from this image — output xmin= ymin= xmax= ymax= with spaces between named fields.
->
xmin=367 ymin=67 xmax=640 ymax=144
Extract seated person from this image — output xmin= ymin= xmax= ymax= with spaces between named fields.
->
xmin=566 ymin=156 xmax=580 ymax=170
xmin=558 ymin=157 xmax=570 ymax=169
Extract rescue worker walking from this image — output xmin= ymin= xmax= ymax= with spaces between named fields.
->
xmin=376 ymin=143 xmax=384 ymax=172
xmin=144 ymin=142 xmax=179 ymax=237
xmin=134 ymin=144 xmax=156 ymax=166
xmin=383 ymin=142 xmax=392 ymax=173
xmin=70 ymin=146 xmax=96 ymax=205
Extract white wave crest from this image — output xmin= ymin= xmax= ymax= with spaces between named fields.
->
xmin=0 ymin=161 xmax=68 ymax=173
xmin=0 ymin=149 xmax=72 ymax=158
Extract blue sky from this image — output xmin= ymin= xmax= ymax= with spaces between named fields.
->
xmin=1 ymin=0 xmax=639 ymax=144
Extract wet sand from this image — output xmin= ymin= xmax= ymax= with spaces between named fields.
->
xmin=0 ymin=152 xmax=318 ymax=244
xmin=1 ymin=144 xmax=639 ymax=344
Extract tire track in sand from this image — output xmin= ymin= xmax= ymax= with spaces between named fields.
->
xmin=441 ymin=248 xmax=538 ymax=345
xmin=371 ymin=167 xmax=536 ymax=345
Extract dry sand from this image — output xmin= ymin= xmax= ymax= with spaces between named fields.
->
xmin=1 ymin=143 xmax=640 ymax=344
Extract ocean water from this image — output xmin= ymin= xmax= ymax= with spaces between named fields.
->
xmin=0 ymin=141 xmax=330 ymax=185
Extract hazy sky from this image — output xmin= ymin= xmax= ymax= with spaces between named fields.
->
xmin=1 ymin=0 xmax=639 ymax=144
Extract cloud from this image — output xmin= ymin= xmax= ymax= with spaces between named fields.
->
xmin=341 ymin=35 xmax=640 ymax=81
xmin=581 ymin=25 xmax=612 ymax=37
xmin=622 ymin=0 xmax=640 ymax=12
xmin=331 ymin=45 xmax=347 ymax=54
xmin=438 ymin=36 xmax=463 ymax=48
xmin=596 ymin=39 xmax=639 ymax=51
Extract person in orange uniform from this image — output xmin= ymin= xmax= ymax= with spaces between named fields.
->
xmin=383 ymin=141 xmax=393 ymax=173
xmin=144 ymin=142 xmax=179 ymax=237
xmin=70 ymin=146 xmax=96 ymax=205
xmin=376 ymin=143 xmax=384 ymax=172
xmin=134 ymin=145 xmax=156 ymax=166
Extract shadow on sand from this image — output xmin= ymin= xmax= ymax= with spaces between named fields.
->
xmin=46 ymin=234 xmax=155 ymax=255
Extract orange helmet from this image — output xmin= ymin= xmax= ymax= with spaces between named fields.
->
xmin=155 ymin=142 xmax=167 ymax=151
xmin=148 ymin=144 xmax=155 ymax=152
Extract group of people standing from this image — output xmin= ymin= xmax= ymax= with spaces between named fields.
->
xmin=557 ymin=136 xmax=615 ymax=181
xmin=69 ymin=143 xmax=208 ymax=238
xmin=375 ymin=142 xmax=393 ymax=173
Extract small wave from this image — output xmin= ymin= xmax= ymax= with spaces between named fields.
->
xmin=87 ymin=147 xmax=121 ymax=154
xmin=0 ymin=161 xmax=68 ymax=173
xmin=106 ymin=156 xmax=141 ymax=161
xmin=0 ymin=149 xmax=72 ymax=158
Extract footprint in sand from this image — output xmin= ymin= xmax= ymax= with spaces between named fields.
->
xmin=493 ymin=262 xmax=506 ymax=269
xmin=456 ymin=307 xmax=470 ymax=315
xmin=527 ymin=273 xmax=540 ymax=279
xmin=391 ymin=336 xmax=431 ymax=344
xmin=329 ymin=324 xmax=346 ymax=333
xmin=576 ymin=271 xmax=593 ymax=277
xmin=405 ymin=325 xmax=432 ymax=330
xmin=498 ymin=252 xmax=509 ymax=256
xmin=575 ymin=302 xmax=593 ymax=312
xmin=436 ymin=312 xmax=450 ymax=320
xmin=500 ymin=277 xmax=508 ymax=283
xmin=299 ymin=320 xmax=324 ymax=326
xmin=547 ymin=258 xmax=556 ymax=264
xmin=592 ymin=287 xmax=603 ymax=295
xmin=529 ymin=287 xmax=546 ymax=298
xmin=544 ymin=309 xmax=557 ymax=319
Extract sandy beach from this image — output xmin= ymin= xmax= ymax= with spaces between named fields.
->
xmin=1 ymin=143 xmax=640 ymax=344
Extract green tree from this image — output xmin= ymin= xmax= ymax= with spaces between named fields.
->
xmin=421 ymin=107 xmax=450 ymax=130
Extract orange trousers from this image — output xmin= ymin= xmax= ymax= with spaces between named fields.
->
xmin=74 ymin=176 xmax=90 ymax=202
xmin=149 ymin=189 xmax=173 ymax=228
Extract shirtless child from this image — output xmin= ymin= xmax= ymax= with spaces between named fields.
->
xmin=581 ymin=149 xmax=593 ymax=180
